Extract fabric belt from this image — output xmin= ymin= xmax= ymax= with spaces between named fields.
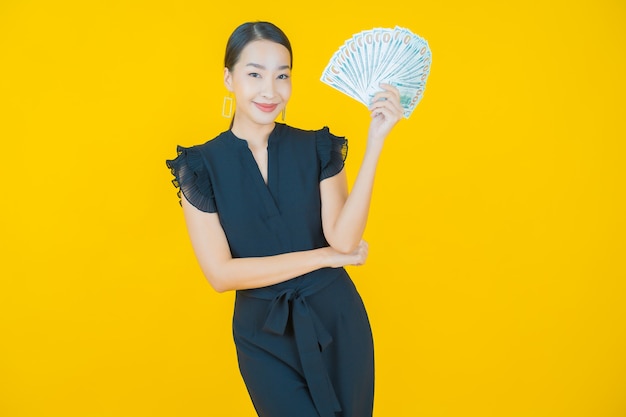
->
xmin=239 ymin=270 xmax=343 ymax=417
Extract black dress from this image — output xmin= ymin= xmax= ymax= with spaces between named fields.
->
xmin=166 ymin=123 xmax=374 ymax=417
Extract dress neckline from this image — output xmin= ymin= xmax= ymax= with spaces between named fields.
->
xmin=228 ymin=123 xmax=285 ymax=194
xmin=227 ymin=122 xmax=285 ymax=148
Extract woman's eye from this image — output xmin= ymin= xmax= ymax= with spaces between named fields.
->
xmin=278 ymin=74 xmax=290 ymax=80
xmin=249 ymin=73 xmax=261 ymax=78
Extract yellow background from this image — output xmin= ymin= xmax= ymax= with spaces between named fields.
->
xmin=1 ymin=1 xmax=625 ymax=416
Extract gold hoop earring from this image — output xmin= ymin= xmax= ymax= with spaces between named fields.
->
xmin=281 ymin=106 xmax=286 ymax=121
xmin=222 ymin=95 xmax=233 ymax=118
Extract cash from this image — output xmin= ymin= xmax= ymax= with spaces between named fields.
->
xmin=321 ymin=26 xmax=432 ymax=118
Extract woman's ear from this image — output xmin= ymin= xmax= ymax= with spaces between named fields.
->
xmin=224 ymin=67 xmax=233 ymax=92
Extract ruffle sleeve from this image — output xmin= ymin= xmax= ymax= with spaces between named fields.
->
xmin=316 ymin=126 xmax=348 ymax=181
xmin=165 ymin=146 xmax=217 ymax=213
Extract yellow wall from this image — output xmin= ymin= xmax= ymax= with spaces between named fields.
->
xmin=1 ymin=1 xmax=625 ymax=416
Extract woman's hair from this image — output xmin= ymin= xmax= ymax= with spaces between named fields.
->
xmin=224 ymin=21 xmax=293 ymax=70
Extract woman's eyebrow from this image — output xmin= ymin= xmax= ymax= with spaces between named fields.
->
xmin=245 ymin=62 xmax=291 ymax=70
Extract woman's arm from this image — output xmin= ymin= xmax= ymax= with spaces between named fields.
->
xmin=320 ymin=83 xmax=404 ymax=253
xmin=181 ymin=196 xmax=368 ymax=292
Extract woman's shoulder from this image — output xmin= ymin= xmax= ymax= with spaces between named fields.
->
xmin=177 ymin=130 xmax=239 ymax=162
xmin=279 ymin=124 xmax=346 ymax=149
xmin=192 ymin=130 xmax=232 ymax=150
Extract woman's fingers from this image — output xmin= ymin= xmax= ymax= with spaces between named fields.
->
xmin=354 ymin=240 xmax=369 ymax=265
xmin=326 ymin=240 xmax=370 ymax=268
xmin=369 ymin=100 xmax=403 ymax=124
xmin=370 ymin=84 xmax=401 ymax=104
xmin=374 ymin=83 xmax=400 ymax=100
xmin=369 ymin=84 xmax=403 ymax=118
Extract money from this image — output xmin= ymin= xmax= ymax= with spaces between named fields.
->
xmin=321 ymin=26 xmax=432 ymax=118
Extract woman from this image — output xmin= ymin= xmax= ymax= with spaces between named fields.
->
xmin=166 ymin=21 xmax=402 ymax=417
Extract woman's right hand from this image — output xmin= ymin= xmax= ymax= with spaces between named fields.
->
xmin=325 ymin=240 xmax=369 ymax=268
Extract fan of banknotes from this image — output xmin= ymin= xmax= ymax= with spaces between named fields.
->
xmin=320 ymin=26 xmax=432 ymax=118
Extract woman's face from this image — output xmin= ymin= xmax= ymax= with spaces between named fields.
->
xmin=224 ymin=40 xmax=292 ymax=128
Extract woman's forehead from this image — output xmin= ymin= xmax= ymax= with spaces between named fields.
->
xmin=238 ymin=40 xmax=291 ymax=68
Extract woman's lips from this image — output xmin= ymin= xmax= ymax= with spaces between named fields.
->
xmin=254 ymin=102 xmax=278 ymax=113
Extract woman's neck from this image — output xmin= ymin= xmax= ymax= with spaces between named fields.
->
xmin=231 ymin=118 xmax=275 ymax=150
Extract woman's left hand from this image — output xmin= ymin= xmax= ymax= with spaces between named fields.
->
xmin=367 ymin=83 xmax=404 ymax=147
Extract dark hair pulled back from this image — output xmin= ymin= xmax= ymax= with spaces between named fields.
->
xmin=224 ymin=21 xmax=293 ymax=70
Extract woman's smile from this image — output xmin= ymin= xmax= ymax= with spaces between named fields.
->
xmin=254 ymin=102 xmax=278 ymax=113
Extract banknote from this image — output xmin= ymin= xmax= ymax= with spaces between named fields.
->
xmin=321 ymin=26 xmax=432 ymax=118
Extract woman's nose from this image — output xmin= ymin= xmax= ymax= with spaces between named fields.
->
xmin=260 ymin=78 xmax=276 ymax=98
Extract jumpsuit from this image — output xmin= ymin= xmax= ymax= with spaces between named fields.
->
xmin=166 ymin=123 xmax=374 ymax=417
